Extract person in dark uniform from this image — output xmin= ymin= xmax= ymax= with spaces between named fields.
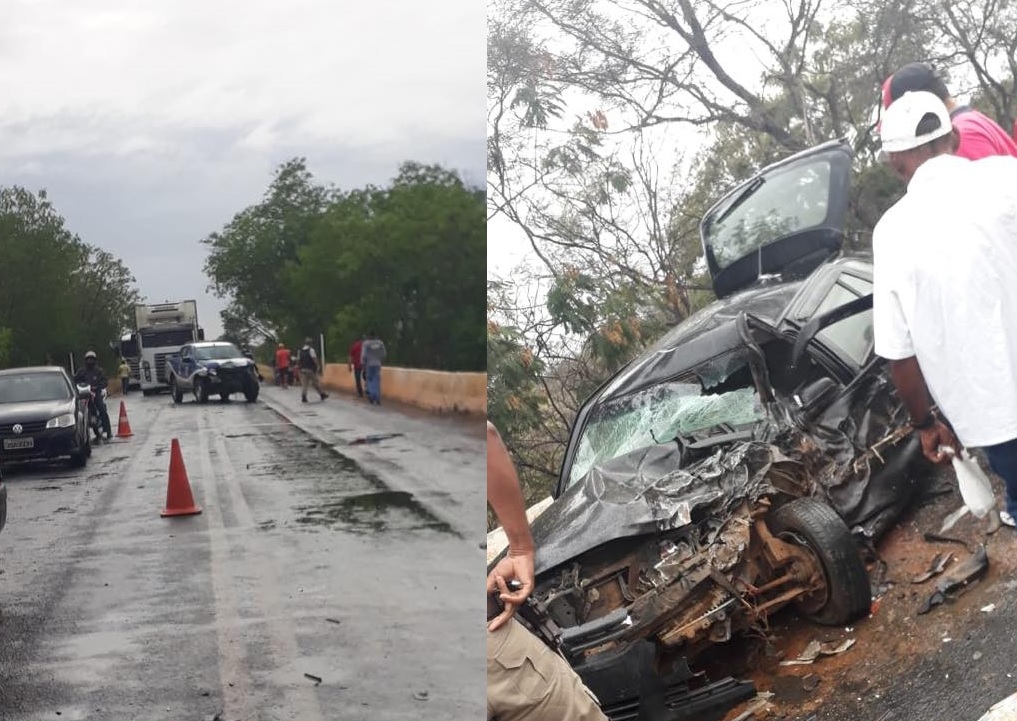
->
xmin=298 ymin=337 xmax=329 ymax=403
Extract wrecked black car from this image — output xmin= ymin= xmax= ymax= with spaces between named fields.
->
xmin=500 ymin=140 xmax=931 ymax=721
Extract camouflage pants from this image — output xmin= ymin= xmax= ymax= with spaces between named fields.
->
xmin=300 ymin=369 xmax=322 ymax=398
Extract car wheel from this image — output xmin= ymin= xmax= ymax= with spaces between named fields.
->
xmin=69 ymin=434 xmax=88 ymax=468
xmin=196 ymin=379 xmax=210 ymax=404
xmin=171 ymin=377 xmax=184 ymax=404
xmin=767 ymin=497 xmax=871 ymax=626
xmin=220 ymin=392 xmax=230 ymax=402
xmin=244 ymin=378 xmax=259 ymax=403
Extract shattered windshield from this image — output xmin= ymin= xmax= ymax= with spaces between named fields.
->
xmin=567 ymin=351 xmax=765 ymax=487
xmin=705 ymin=158 xmax=832 ymax=269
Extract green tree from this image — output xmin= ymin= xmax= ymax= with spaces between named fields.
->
xmin=293 ymin=163 xmax=486 ymax=370
xmin=0 ymin=186 xmax=139 ymax=371
xmin=204 ymin=159 xmax=485 ymax=371
xmin=202 ymin=158 xmax=334 ymax=341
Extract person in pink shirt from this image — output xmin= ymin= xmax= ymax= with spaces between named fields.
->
xmin=881 ymin=63 xmax=1017 ymax=160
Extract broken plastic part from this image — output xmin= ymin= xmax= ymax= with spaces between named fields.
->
xmin=911 ymin=552 xmax=954 ymax=584
xmin=779 ymin=638 xmax=856 ymax=666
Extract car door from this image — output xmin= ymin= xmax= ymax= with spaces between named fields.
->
xmin=700 ymin=140 xmax=854 ymax=299
xmin=179 ymin=345 xmax=193 ymax=385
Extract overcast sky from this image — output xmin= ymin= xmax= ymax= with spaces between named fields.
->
xmin=1 ymin=0 xmax=486 ymax=340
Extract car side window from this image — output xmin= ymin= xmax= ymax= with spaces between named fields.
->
xmin=813 ymin=271 xmax=873 ymax=367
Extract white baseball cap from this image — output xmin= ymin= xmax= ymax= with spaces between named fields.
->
xmin=879 ymin=90 xmax=953 ymax=154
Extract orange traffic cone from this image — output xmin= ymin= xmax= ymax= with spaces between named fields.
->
xmin=116 ymin=401 xmax=133 ymax=438
xmin=161 ymin=438 xmax=202 ymax=517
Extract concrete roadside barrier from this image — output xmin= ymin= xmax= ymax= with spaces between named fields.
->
xmin=257 ymin=363 xmax=485 ymax=415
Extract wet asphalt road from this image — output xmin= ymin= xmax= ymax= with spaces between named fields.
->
xmin=0 ymin=388 xmax=486 ymax=720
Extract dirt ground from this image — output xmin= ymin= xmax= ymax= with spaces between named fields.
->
xmin=716 ymin=465 xmax=1017 ymax=721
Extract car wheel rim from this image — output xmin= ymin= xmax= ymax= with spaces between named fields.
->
xmin=777 ymin=530 xmax=830 ymax=614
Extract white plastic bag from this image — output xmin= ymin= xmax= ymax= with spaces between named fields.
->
xmin=941 ymin=447 xmax=995 ymax=518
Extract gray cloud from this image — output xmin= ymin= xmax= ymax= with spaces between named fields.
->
xmin=1 ymin=0 xmax=485 ymax=339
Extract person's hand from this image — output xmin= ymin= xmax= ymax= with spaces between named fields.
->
xmin=486 ymin=549 xmax=535 ymax=632
xmin=919 ymin=420 xmax=960 ymax=463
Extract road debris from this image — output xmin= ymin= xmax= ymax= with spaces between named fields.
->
xmin=325 ymin=617 xmax=342 ymax=625
xmin=918 ymin=590 xmax=946 ymax=615
xmin=413 ymin=690 xmax=429 ymax=701
xmin=304 ymin=673 xmax=322 ymax=685
xmin=923 ymin=532 xmax=971 ymax=550
xmin=349 ymin=432 xmax=405 ymax=446
xmin=779 ymin=639 xmax=855 ymax=666
xmin=728 ymin=692 xmax=774 ymax=721
xmin=935 ymin=544 xmax=988 ymax=594
xmin=981 ymin=603 xmax=996 ymax=613
xmin=911 ymin=552 xmax=954 ymax=584
xmin=918 ymin=544 xmax=989 ymax=615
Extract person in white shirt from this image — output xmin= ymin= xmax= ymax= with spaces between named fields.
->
xmin=873 ymin=90 xmax=1017 ymax=527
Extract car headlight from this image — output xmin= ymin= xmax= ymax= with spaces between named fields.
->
xmin=46 ymin=413 xmax=76 ymax=429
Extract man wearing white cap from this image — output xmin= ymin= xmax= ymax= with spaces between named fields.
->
xmin=873 ymin=90 xmax=1017 ymax=526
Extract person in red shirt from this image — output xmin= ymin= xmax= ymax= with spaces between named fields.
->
xmin=274 ymin=342 xmax=291 ymax=389
xmin=348 ymin=335 xmax=366 ymax=398
xmin=880 ymin=63 xmax=1017 ymax=160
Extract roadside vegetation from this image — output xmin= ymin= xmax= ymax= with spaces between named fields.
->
xmin=0 ymin=187 xmax=139 ymax=369
xmin=488 ymin=0 xmax=1017 ymax=509
xmin=203 ymin=158 xmax=486 ymax=372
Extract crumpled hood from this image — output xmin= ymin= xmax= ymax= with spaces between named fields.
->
xmin=531 ymin=440 xmax=780 ymax=575
xmin=528 ymin=371 xmax=927 ymax=577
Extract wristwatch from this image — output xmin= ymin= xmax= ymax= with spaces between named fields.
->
xmin=911 ymin=412 xmax=936 ymax=430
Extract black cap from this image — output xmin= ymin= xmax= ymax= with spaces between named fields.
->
xmin=882 ymin=63 xmax=944 ymax=108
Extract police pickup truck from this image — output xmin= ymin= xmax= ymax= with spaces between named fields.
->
xmin=165 ymin=341 xmax=260 ymax=404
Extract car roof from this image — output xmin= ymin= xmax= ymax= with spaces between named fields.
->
xmin=0 ymin=366 xmax=69 ymax=376
xmin=189 ymin=341 xmax=234 ymax=347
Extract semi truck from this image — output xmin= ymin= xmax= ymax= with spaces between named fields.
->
xmin=118 ymin=301 xmax=204 ymax=395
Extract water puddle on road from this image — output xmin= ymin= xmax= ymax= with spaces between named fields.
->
xmin=293 ymin=490 xmax=456 ymax=536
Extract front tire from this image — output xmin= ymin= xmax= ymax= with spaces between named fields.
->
xmin=170 ymin=377 xmax=183 ymax=404
xmin=767 ymin=498 xmax=871 ymax=626
xmin=195 ymin=379 xmax=210 ymax=404
xmin=244 ymin=377 xmax=259 ymax=403
xmin=69 ymin=435 xmax=89 ymax=468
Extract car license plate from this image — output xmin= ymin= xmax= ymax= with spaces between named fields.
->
xmin=3 ymin=437 xmax=34 ymax=450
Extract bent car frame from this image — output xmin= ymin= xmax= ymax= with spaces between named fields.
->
xmin=492 ymin=140 xmax=931 ymax=721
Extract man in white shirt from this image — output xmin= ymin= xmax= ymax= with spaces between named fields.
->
xmin=873 ymin=90 xmax=1017 ymax=526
